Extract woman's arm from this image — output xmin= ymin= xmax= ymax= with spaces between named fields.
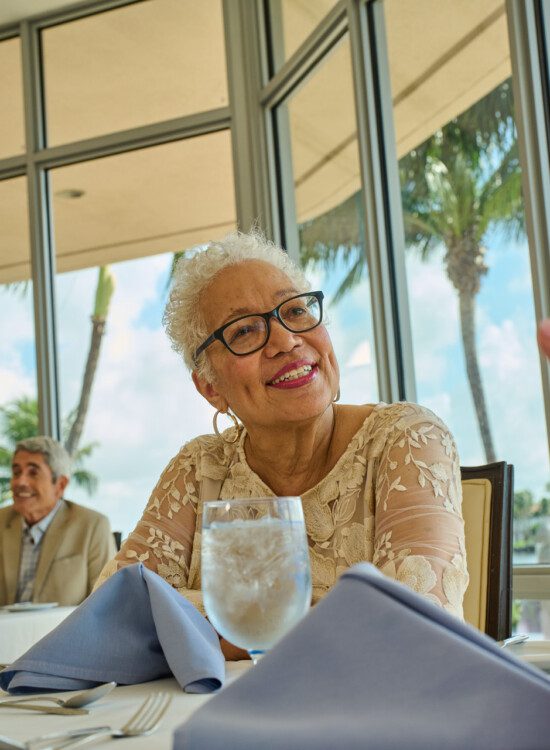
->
xmin=373 ymin=406 xmax=469 ymax=618
xmin=93 ymin=445 xmax=202 ymax=605
xmin=93 ymin=442 xmax=249 ymax=660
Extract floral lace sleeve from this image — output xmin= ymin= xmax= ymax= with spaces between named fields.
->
xmin=92 ymin=444 xmax=204 ymax=612
xmin=372 ymin=407 xmax=469 ymax=618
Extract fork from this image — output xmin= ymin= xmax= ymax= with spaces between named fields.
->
xmin=45 ymin=693 xmax=172 ymax=750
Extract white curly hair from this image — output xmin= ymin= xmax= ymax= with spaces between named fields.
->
xmin=163 ymin=230 xmax=310 ymax=380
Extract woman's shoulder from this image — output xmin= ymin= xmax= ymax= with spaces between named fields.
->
xmin=370 ymin=401 xmax=450 ymax=431
xmin=342 ymin=401 xmax=453 ymax=458
xmin=168 ymin=428 xmax=240 ymax=478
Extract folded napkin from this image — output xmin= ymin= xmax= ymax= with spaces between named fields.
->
xmin=0 ymin=564 xmax=224 ymax=695
xmin=175 ymin=563 xmax=550 ymax=750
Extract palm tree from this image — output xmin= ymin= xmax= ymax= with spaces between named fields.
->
xmin=65 ymin=265 xmax=116 ymax=457
xmin=0 ymin=396 xmax=98 ymax=504
xmin=2 ymin=263 xmax=115 ymax=465
xmin=300 ymin=80 xmax=523 ymax=462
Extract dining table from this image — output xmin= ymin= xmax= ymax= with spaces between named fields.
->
xmin=0 ymin=661 xmax=252 ymax=749
xmin=0 ymin=606 xmax=77 ymax=666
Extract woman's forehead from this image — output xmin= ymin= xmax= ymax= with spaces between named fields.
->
xmin=202 ymin=261 xmax=298 ymax=320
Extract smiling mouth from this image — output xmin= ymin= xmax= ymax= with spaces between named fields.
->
xmin=268 ymin=363 xmax=319 ymax=388
xmin=270 ymin=364 xmax=312 ymax=385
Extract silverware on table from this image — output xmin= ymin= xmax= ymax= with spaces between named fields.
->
xmin=498 ymin=634 xmax=529 ymax=648
xmin=46 ymin=692 xmax=172 ymax=750
xmin=0 ymin=703 xmax=88 ymax=716
xmin=0 ymin=683 xmax=116 ymax=711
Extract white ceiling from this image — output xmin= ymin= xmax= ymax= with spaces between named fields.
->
xmin=0 ymin=0 xmax=97 ymax=28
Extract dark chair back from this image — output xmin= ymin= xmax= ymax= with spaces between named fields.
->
xmin=461 ymin=461 xmax=513 ymax=640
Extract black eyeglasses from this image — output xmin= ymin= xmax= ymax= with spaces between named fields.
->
xmin=193 ymin=291 xmax=324 ymax=362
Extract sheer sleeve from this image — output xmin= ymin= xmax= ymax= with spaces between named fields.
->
xmin=93 ymin=443 xmax=204 ymax=613
xmin=372 ymin=407 xmax=469 ymax=618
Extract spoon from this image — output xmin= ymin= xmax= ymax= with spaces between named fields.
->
xmin=0 ymin=682 xmax=116 ymax=709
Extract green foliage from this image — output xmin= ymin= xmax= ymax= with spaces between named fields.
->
xmin=93 ymin=265 xmax=116 ymax=320
xmin=0 ymin=397 xmax=99 ymax=505
xmin=511 ymin=600 xmax=522 ymax=631
xmin=399 ymin=80 xmax=523 ymax=253
xmin=513 ymin=489 xmax=536 ymax=520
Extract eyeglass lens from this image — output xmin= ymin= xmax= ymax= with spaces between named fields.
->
xmin=223 ymin=294 xmax=321 ymax=354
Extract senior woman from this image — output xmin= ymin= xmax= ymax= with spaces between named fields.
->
xmin=95 ymin=230 xmax=468 ymax=658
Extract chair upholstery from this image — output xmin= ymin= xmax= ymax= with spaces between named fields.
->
xmin=461 ymin=462 xmax=513 ymax=640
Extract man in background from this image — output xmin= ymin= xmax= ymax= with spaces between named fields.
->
xmin=0 ymin=436 xmax=116 ymax=606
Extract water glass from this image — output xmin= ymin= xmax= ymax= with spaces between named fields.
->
xmin=201 ymin=497 xmax=312 ymax=663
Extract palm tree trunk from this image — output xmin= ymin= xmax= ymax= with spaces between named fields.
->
xmin=65 ymin=317 xmax=106 ymax=457
xmin=458 ymin=291 xmax=496 ymax=462
xmin=65 ymin=266 xmax=115 ymax=458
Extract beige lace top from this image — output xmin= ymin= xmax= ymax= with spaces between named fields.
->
xmin=94 ymin=402 xmax=468 ymax=618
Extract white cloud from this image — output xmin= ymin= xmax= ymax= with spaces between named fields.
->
xmin=405 ymin=251 xmax=550 ymax=496
xmin=56 ymin=254 xmax=213 ymax=534
xmin=346 ymin=340 xmax=371 ymax=368
xmin=0 ymin=287 xmax=36 ymax=402
xmin=406 ymin=253 xmax=459 ymax=388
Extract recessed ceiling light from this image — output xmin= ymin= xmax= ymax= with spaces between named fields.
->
xmin=56 ymin=188 xmax=85 ymax=199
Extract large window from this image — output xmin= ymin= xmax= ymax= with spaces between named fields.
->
xmin=50 ymin=134 xmax=236 ymax=534
xmin=276 ymin=35 xmax=378 ymax=404
xmin=0 ymin=176 xmax=36 ymax=502
xmin=385 ymin=0 xmax=550 ymax=634
xmin=0 ymin=1 xmax=233 ymax=535
xmin=41 ymin=0 xmax=228 ymax=145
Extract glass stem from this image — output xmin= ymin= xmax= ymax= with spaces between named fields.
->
xmin=248 ymin=650 xmax=265 ymax=665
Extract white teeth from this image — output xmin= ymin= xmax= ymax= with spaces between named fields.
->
xmin=271 ymin=364 xmax=313 ymax=385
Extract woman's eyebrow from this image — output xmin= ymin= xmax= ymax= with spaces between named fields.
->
xmin=220 ymin=289 xmax=299 ymax=325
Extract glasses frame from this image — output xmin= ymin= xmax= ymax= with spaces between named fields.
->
xmin=193 ymin=290 xmax=324 ymax=362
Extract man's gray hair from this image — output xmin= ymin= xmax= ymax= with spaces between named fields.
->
xmin=163 ymin=229 xmax=309 ymax=381
xmin=14 ymin=436 xmax=72 ymax=481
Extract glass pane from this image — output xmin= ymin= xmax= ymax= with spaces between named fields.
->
xmin=0 ymin=37 xmax=25 ymax=158
xmin=0 ymin=177 xmax=37 ymax=503
xmin=42 ymin=0 xmax=228 ymax=146
xmin=385 ymin=0 xmax=550 ymax=550
xmin=513 ymin=599 xmax=550 ymax=639
xmin=270 ymin=0 xmax=339 ymax=68
xmin=279 ymin=35 xmax=378 ymax=403
xmin=51 ymin=134 xmax=236 ymax=535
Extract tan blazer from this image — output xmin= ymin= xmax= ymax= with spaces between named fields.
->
xmin=0 ymin=500 xmax=117 ymax=606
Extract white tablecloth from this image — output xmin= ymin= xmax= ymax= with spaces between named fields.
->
xmin=0 ymin=662 xmax=251 ymax=749
xmin=0 ymin=607 xmax=76 ymax=665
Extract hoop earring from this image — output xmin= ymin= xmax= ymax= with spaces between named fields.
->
xmin=213 ymin=408 xmax=240 ymax=444
xmin=333 ymin=388 xmax=340 ymax=403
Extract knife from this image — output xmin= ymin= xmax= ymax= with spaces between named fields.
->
xmin=0 ymin=702 xmax=89 ymax=715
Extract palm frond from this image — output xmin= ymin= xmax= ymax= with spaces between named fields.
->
xmin=331 ymin=254 xmax=367 ymax=305
xmin=165 ymin=252 xmax=186 ymax=294
xmin=71 ymin=469 xmax=98 ymax=495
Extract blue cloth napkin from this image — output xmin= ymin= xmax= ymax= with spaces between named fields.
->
xmin=175 ymin=563 xmax=550 ymax=750
xmin=0 ymin=564 xmax=224 ymax=695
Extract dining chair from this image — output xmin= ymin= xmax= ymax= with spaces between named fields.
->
xmin=461 ymin=461 xmax=514 ymax=641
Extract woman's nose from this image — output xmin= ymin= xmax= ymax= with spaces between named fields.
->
xmin=264 ymin=319 xmax=302 ymax=355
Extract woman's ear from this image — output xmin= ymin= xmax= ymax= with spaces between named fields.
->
xmin=192 ymin=370 xmax=228 ymax=412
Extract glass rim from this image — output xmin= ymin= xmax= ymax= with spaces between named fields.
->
xmin=203 ymin=496 xmax=302 ymax=508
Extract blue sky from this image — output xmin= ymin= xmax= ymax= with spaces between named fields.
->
xmin=0 ymin=232 xmax=548 ymax=535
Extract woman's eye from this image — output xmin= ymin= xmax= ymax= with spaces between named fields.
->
xmin=228 ymin=324 xmax=256 ymax=343
xmin=286 ymin=305 xmax=306 ymax=318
